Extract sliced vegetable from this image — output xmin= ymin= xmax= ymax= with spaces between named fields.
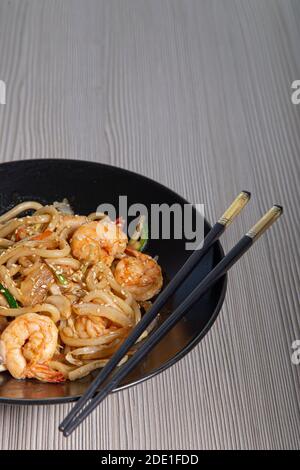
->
xmin=45 ymin=261 xmax=68 ymax=287
xmin=31 ymin=229 xmax=52 ymax=241
xmin=129 ymin=216 xmax=148 ymax=251
xmin=15 ymin=226 xmax=27 ymax=241
xmin=0 ymin=283 xmax=19 ymax=308
xmin=138 ymin=222 xmax=149 ymax=251
xmin=55 ymin=273 xmax=68 ymax=286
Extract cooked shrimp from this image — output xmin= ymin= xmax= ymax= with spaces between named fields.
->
xmin=74 ymin=315 xmax=107 ymax=339
xmin=60 ymin=314 xmax=107 ymax=340
xmin=71 ymin=219 xmax=128 ymax=265
xmin=0 ymin=317 xmax=8 ymax=333
xmin=114 ymin=247 xmax=163 ymax=301
xmin=0 ymin=313 xmax=64 ymax=382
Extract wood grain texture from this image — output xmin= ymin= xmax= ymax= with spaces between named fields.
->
xmin=0 ymin=0 xmax=299 ymax=450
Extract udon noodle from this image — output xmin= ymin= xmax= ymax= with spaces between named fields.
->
xmin=0 ymin=201 xmax=163 ymax=382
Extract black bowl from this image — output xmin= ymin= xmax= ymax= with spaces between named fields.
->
xmin=0 ymin=159 xmax=226 ymax=404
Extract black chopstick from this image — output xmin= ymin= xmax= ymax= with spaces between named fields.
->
xmin=59 ymin=191 xmax=250 ymax=434
xmin=60 ymin=191 xmax=250 ymax=431
xmin=61 ymin=204 xmax=282 ymax=436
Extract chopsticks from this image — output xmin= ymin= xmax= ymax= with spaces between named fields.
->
xmin=60 ymin=191 xmax=250 ymax=434
xmin=61 ymin=204 xmax=282 ymax=436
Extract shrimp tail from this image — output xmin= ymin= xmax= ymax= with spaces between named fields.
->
xmin=125 ymin=246 xmax=139 ymax=257
xmin=27 ymin=363 xmax=65 ymax=383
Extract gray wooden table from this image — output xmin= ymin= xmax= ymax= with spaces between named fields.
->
xmin=0 ymin=0 xmax=299 ymax=450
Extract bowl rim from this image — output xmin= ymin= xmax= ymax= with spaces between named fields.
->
xmin=0 ymin=158 xmax=227 ymax=404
